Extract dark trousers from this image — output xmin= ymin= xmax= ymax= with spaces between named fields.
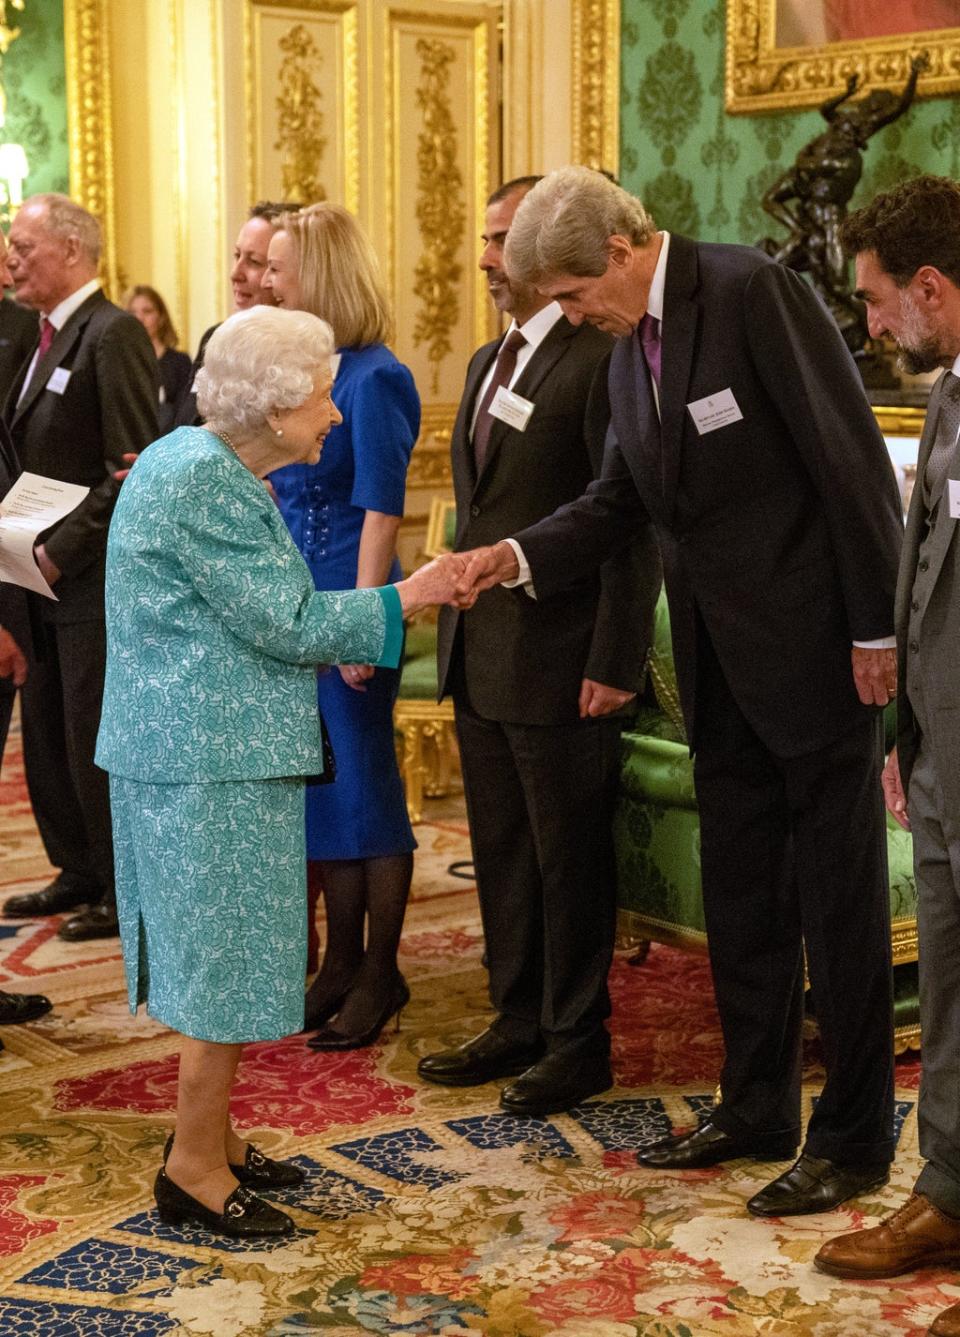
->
xmin=454 ymin=694 xmax=622 ymax=1056
xmin=0 ymin=683 xmax=13 ymax=763
xmin=692 ymin=629 xmax=895 ymax=1166
xmin=20 ymin=615 xmax=114 ymax=902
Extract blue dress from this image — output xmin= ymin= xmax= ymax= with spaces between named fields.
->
xmin=270 ymin=345 xmax=419 ymax=860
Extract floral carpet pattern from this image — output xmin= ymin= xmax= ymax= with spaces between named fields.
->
xmin=0 ymin=714 xmax=941 ymax=1337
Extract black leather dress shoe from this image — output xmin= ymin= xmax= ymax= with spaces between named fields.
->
xmin=417 ymin=1026 xmax=545 ymax=1087
xmin=637 ymin=1119 xmax=798 ymax=1170
xmin=499 ymin=1050 xmax=612 ymax=1117
xmin=4 ymin=876 xmax=93 ymax=919
xmin=747 ymin=1153 xmax=890 ymax=1217
xmin=58 ymin=903 xmax=119 ymax=942
xmin=0 ymin=990 xmax=52 ymax=1024
xmin=153 ymin=1168 xmax=295 ymax=1238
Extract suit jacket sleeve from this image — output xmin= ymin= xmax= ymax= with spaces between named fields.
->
xmin=743 ymin=262 xmax=902 ymax=640
xmin=44 ymin=314 xmax=159 ymax=575
xmin=580 ymin=358 xmax=661 ymax=691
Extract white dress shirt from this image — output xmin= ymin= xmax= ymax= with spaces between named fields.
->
xmin=470 ymin=301 xmax=564 ymax=437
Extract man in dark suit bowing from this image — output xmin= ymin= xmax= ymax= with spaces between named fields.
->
xmin=456 ymin=167 xmax=903 ymax=1213
xmin=1 ymin=194 xmax=158 ymax=941
xmin=417 ymin=176 xmax=658 ymax=1117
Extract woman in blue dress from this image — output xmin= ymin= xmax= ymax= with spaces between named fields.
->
xmin=97 ymin=306 xmax=460 ymax=1238
xmin=263 ymin=204 xmax=420 ymax=1050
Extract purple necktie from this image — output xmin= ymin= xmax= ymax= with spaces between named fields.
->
xmin=472 ymin=329 xmax=527 ymax=471
xmin=638 ymin=311 xmax=661 ymax=387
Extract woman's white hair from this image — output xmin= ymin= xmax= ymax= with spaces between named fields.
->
xmin=196 ymin=306 xmax=335 ymax=434
xmin=504 ymin=166 xmax=656 ymax=284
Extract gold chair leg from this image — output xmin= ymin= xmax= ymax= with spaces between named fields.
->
xmin=400 ymin=720 xmax=425 ymax=824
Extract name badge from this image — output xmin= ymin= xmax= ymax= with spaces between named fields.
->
xmin=687 ymin=387 xmax=743 ymax=436
xmin=490 ymin=385 xmax=535 ymax=432
xmin=948 ymin=478 xmax=960 ymax=520
xmin=47 ymin=367 xmax=71 ymax=396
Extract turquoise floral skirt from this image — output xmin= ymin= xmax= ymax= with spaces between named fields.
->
xmin=109 ymin=775 xmax=307 ymax=1043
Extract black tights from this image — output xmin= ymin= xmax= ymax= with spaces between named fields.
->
xmin=306 ymin=853 xmax=413 ymax=1035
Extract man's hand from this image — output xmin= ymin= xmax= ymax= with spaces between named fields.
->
xmin=882 ymin=745 xmax=909 ymax=830
xmin=454 ymin=541 xmax=520 ymax=606
xmin=340 ymin=663 xmax=375 ymax=692
xmin=33 ymin=543 xmax=60 ymax=587
xmin=851 ymin=645 xmax=897 ymax=707
xmin=396 ymin=552 xmax=479 ymax=616
xmin=0 ymin=627 xmax=27 ymax=686
xmin=579 ymin=678 xmax=636 ymax=719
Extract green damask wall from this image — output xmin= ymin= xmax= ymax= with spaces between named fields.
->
xmin=1 ymin=0 xmax=68 ymax=198
xmin=619 ymin=0 xmax=960 ymax=245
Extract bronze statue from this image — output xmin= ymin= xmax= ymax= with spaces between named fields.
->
xmin=759 ymin=55 xmax=928 ymax=355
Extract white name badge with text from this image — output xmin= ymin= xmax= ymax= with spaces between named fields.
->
xmin=687 ymin=387 xmax=743 ymax=436
xmin=948 ymin=478 xmax=960 ymax=520
xmin=47 ymin=367 xmax=71 ymax=396
xmin=490 ymin=385 xmax=535 ymax=432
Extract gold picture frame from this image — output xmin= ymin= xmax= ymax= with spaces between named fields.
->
xmin=726 ymin=0 xmax=960 ymax=114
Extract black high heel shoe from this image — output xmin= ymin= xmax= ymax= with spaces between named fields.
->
xmin=306 ymin=975 xmax=410 ymax=1052
xmin=302 ymin=979 xmax=351 ymax=1032
xmin=153 ymin=1168 xmax=295 ymax=1238
xmin=163 ymin=1134 xmax=305 ymax=1189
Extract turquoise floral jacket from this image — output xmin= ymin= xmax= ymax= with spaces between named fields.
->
xmin=95 ymin=428 xmax=403 ymax=782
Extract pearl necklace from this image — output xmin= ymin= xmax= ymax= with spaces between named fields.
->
xmin=214 ymin=428 xmax=239 ymax=456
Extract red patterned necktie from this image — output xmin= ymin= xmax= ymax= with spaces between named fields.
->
xmin=472 ymin=329 xmax=528 ymax=471
xmin=36 ymin=317 xmax=55 ymax=360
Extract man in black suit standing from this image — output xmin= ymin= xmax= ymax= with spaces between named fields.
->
xmin=457 ymin=167 xmax=903 ymax=1212
xmin=417 ymin=177 xmax=658 ymax=1117
xmin=0 ymin=289 xmax=37 ymax=405
xmin=1 ymin=194 xmax=158 ymax=941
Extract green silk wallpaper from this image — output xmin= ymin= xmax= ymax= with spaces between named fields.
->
xmin=619 ymin=0 xmax=960 ymax=245
xmin=1 ymin=0 xmax=69 ymax=199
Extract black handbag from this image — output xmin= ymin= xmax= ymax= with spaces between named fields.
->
xmin=307 ymin=714 xmax=336 ymax=787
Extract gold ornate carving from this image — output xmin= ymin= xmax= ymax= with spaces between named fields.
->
xmin=571 ymin=0 xmax=619 ymax=173
xmin=406 ymin=402 xmax=456 ymax=489
xmin=726 ymin=0 xmax=960 ymax=114
xmin=275 ymin=23 xmax=327 ymax=202
xmin=64 ymin=0 xmax=118 ymax=297
xmin=411 ymin=37 xmax=465 ymax=396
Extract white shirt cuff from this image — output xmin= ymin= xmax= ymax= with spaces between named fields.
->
xmin=501 ymin=538 xmax=537 ymax=599
xmin=853 ymin=636 xmax=896 ymax=649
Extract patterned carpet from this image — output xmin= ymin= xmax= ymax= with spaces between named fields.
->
xmin=0 ymin=713 xmax=945 ymax=1337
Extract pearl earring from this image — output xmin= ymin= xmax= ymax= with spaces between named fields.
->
xmin=275 ymin=428 xmax=283 ymax=437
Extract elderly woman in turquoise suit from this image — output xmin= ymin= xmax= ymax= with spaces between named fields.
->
xmin=95 ymin=305 xmax=462 ymax=1240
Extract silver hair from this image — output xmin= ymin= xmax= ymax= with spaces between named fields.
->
xmin=504 ymin=166 xmax=656 ymax=284
xmin=27 ymin=193 xmax=102 ymax=265
xmin=196 ymin=305 xmax=335 ymax=435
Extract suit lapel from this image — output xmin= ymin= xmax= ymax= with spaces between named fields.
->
xmin=608 ymin=332 xmax=666 ymax=522
xmin=11 ymin=291 xmax=103 ymax=428
xmin=451 ymin=340 xmax=497 ymax=518
xmin=659 ymin=236 xmax=700 ymax=519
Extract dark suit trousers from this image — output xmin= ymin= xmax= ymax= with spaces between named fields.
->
xmin=454 ymin=693 xmax=621 ymax=1057
xmin=21 ymin=614 xmax=114 ymax=899
xmin=692 ymin=624 xmax=895 ymax=1165
xmin=0 ymin=682 xmax=13 ymax=762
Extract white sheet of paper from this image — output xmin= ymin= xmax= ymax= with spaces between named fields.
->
xmin=0 ymin=472 xmax=90 ymax=600
xmin=490 ymin=385 xmax=535 ymax=432
xmin=687 ymin=387 xmax=744 ymax=436
xmin=949 ymin=478 xmax=960 ymax=520
xmin=47 ymin=367 xmax=71 ymax=395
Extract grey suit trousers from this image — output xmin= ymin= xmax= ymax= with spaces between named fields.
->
xmin=910 ymin=733 xmax=960 ymax=1216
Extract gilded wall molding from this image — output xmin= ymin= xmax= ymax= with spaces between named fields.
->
xmin=64 ymin=0 xmax=118 ymax=295
xmin=726 ymin=0 xmax=960 ymax=114
xmin=571 ymin=0 xmax=619 ymax=173
xmin=275 ymin=22 xmax=328 ymax=201
xmin=245 ymin=0 xmax=358 ymax=212
xmin=411 ymin=35 xmax=465 ymax=396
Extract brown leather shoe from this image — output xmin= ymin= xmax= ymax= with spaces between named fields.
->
xmin=931 ymin=1301 xmax=960 ymax=1336
xmin=814 ymin=1193 xmax=960 ymax=1280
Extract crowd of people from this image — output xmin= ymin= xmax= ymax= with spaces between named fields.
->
xmin=0 ymin=169 xmax=959 ymax=1331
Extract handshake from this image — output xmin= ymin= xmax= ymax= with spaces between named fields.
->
xmin=396 ymin=541 xmax=522 ymax=617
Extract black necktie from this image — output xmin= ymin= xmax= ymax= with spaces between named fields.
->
xmin=471 ymin=329 xmax=527 ymax=471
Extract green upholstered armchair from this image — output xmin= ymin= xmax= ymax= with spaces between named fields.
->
xmin=613 ymin=591 xmax=920 ymax=1052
